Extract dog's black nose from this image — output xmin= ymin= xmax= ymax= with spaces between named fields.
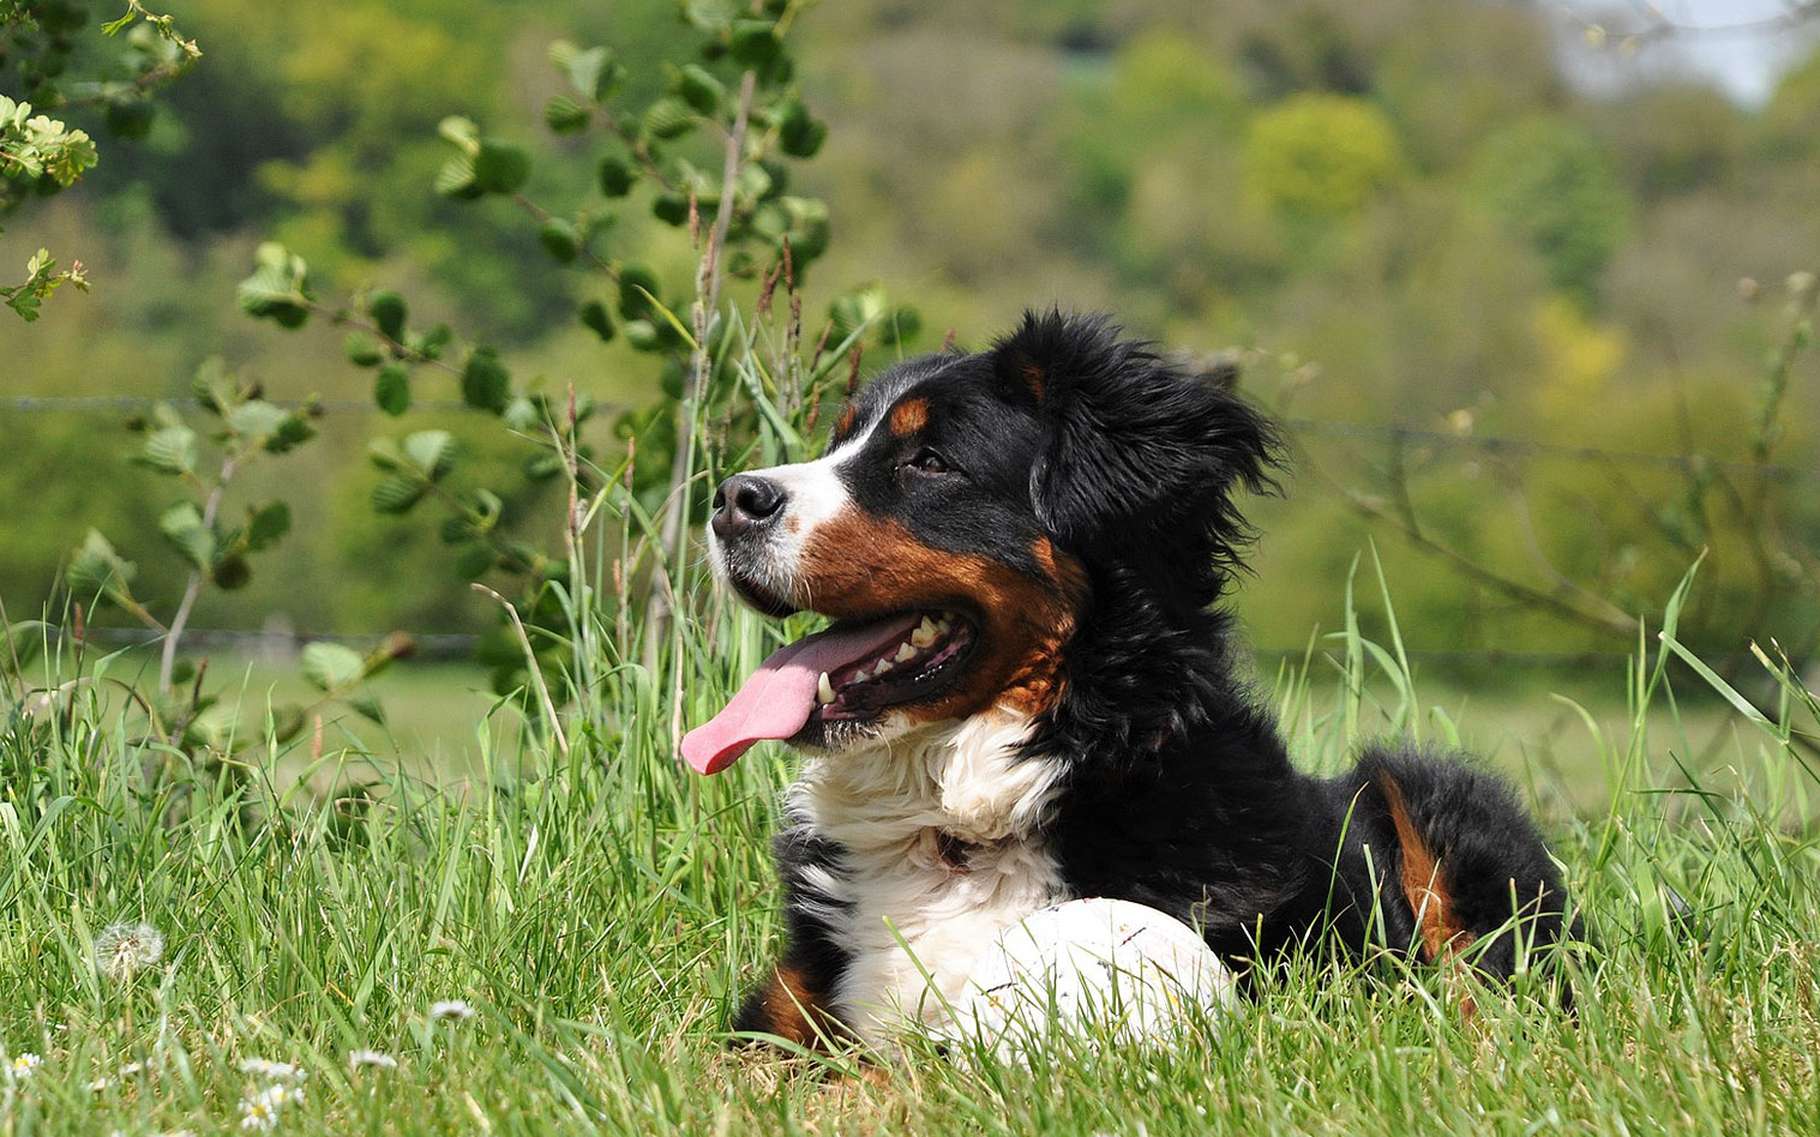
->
xmin=711 ymin=474 xmax=787 ymax=539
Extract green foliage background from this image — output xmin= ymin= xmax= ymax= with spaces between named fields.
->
xmin=3 ymin=0 xmax=1818 ymax=658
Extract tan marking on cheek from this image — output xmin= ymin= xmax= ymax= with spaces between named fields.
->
xmin=797 ymin=514 xmax=1086 ymax=719
xmin=889 ymin=398 xmax=929 ymax=438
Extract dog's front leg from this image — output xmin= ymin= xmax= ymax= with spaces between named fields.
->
xmin=734 ymin=953 xmax=846 ymax=1048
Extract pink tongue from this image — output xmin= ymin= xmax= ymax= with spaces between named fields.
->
xmin=681 ymin=614 xmax=922 ymax=775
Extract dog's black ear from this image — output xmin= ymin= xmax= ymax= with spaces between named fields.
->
xmin=991 ymin=310 xmax=1281 ymax=577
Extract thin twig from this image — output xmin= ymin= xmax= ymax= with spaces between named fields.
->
xmin=159 ymin=455 xmax=237 ymax=694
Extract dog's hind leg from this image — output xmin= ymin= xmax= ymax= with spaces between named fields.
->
xmin=1346 ymin=743 xmax=1577 ymax=988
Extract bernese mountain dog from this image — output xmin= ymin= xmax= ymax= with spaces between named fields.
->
xmin=684 ymin=310 xmax=1574 ymax=1049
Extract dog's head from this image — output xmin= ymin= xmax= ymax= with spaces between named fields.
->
xmin=682 ymin=311 xmax=1279 ymax=774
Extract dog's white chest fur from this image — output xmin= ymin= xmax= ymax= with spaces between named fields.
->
xmin=784 ymin=706 xmax=1068 ymax=1043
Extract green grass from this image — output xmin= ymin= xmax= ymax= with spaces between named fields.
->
xmin=3 ymin=586 xmax=1818 ymax=1137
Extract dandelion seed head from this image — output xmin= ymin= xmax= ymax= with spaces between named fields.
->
xmin=94 ymin=922 xmax=165 ymax=981
xmin=6 ymin=1053 xmax=41 ymax=1081
xmin=428 ymin=999 xmax=475 ymax=1022
xmin=347 ymin=1049 xmax=398 ymax=1071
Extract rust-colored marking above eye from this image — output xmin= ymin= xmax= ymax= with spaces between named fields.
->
xmin=1020 ymin=360 xmax=1046 ymax=400
xmin=889 ymin=398 xmax=929 ymax=437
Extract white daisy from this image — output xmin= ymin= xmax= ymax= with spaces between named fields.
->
xmin=238 ymin=1058 xmax=306 ymax=1082
xmin=88 ymin=1059 xmax=146 ymax=1093
xmin=93 ymin=922 xmax=166 ymax=982
xmin=428 ymin=999 xmax=476 ymax=1022
xmin=6 ymin=1052 xmax=41 ymax=1081
xmin=347 ymin=1049 xmax=398 ymax=1071
xmin=238 ymin=1094 xmax=280 ymax=1132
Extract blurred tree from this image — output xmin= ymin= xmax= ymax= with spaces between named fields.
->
xmin=1243 ymin=92 xmax=1402 ymax=222
xmin=1467 ymin=117 xmax=1629 ymax=306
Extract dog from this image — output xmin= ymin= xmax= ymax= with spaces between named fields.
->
xmin=685 ymin=310 xmax=1574 ymax=1048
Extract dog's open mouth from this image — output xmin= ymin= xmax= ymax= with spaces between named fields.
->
xmin=681 ymin=610 xmax=977 ymax=775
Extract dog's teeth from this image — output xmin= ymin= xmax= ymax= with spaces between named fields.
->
xmin=817 ymin=672 xmax=835 ymax=704
xmin=894 ymin=642 xmax=917 ymax=663
xmin=911 ymin=617 xmax=938 ymax=648
xmin=873 ymin=659 xmax=894 ymax=677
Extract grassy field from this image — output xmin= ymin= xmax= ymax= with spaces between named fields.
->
xmin=3 ymin=586 xmax=1818 ymax=1137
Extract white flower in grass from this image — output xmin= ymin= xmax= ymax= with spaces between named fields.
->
xmin=238 ymin=1058 xmax=306 ymax=1082
xmin=94 ymin=922 xmax=165 ymax=981
xmin=88 ymin=1059 xmax=147 ymax=1093
xmin=428 ymin=999 xmax=476 ymax=1022
xmin=347 ymin=1049 xmax=398 ymax=1071
xmin=238 ymin=1082 xmax=302 ymax=1131
xmin=238 ymin=1093 xmax=280 ymax=1132
xmin=6 ymin=1052 xmax=42 ymax=1081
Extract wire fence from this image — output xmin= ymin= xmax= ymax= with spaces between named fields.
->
xmin=5 ymin=391 xmax=1815 ymax=481
xmin=44 ymin=625 xmax=1774 ymax=673
xmin=6 ymin=392 xmax=1814 ymax=665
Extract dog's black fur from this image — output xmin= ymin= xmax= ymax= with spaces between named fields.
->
xmin=723 ymin=311 xmax=1574 ymax=1041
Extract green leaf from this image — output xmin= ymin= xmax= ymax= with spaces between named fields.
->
xmin=346 ymin=691 xmax=387 ymax=726
xmin=371 ymin=474 xmax=426 ymax=515
xmin=158 ymin=502 xmax=215 ymax=569
xmin=651 ymin=192 xmax=691 ymax=226
xmin=675 ymin=64 xmax=725 ymax=114
xmin=375 ymin=364 xmax=411 ymax=416
xmin=404 ymin=430 xmax=456 ymax=479
xmin=643 ymin=97 xmax=697 ymax=141
xmin=410 ymin=323 xmax=453 ymax=360
xmin=622 ymin=319 xmax=661 ymax=352
xmin=236 ymin=242 xmax=312 ymax=327
xmin=729 ymin=19 xmax=782 ymax=64
xmin=597 ymin=155 xmax=636 ymax=197
xmin=617 ymin=264 xmax=661 ymax=321
xmin=434 ymin=153 xmax=482 ymax=199
xmin=473 ymin=140 xmax=532 ymax=194
xmin=776 ymin=101 xmax=827 ymax=158
xmin=438 ymin=115 xmax=480 ymax=148
xmin=0 ymin=620 xmax=49 ymax=675
xmin=139 ymin=424 xmax=197 ymax=475
xmin=345 ymin=331 xmax=384 ymax=367
xmin=270 ymin=704 xmax=307 ymax=744
xmin=264 ymin=413 xmax=316 ymax=455
xmin=454 ymin=544 xmax=497 ymax=580
xmin=66 ymin=530 xmax=138 ymax=609
xmin=367 ymin=437 xmax=404 ymax=471
xmin=212 ymin=554 xmax=252 ymax=590
xmin=579 ymin=299 xmax=615 ymax=342
xmin=545 ymin=95 xmax=590 ymax=133
xmin=879 ymin=305 xmax=922 ymax=347
xmin=538 ymin=218 xmax=581 ymax=263
xmin=226 ymin=400 xmax=290 ymax=442
xmin=301 ymin=641 xmax=365 ymax=693
xmin=461 ymin=348 xmax=511 ymax=414
xmin=549 ymin=42 xmax=624 ymax=101
xmin=191 ymin=357 xmax=239 ymax=413
xmin=367 ymin=290 xmax=408 ymax=340
xmin=245 ymin=501 xmax=292 ymax=551
xmin=829 ymin=283 xmax=891 ymax=341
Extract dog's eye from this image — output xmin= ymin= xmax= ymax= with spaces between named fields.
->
xmin=907 ymin=447 xmax=952 ymax=476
